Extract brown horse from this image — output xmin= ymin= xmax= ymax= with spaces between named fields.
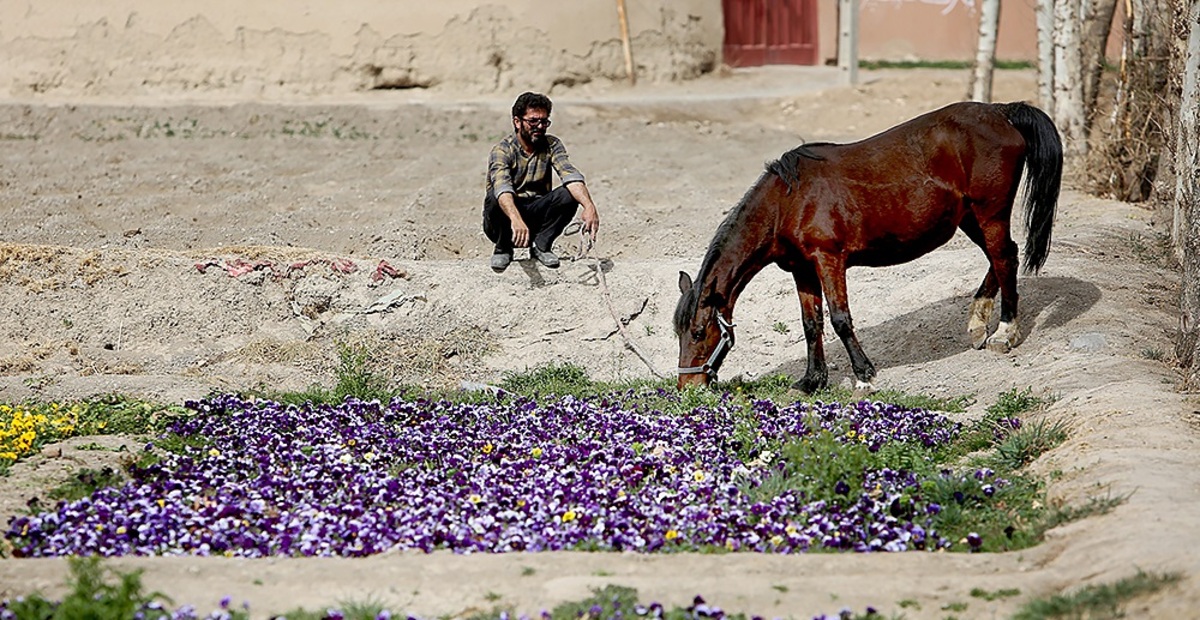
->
xmin=674 ymin=101 xmax=1062 ymax=392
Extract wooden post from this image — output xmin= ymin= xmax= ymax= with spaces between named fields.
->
xmin=617 ymin=0 xmax=636 ymax=85
xmin=838 ymin=0 xmax=859 ymax=86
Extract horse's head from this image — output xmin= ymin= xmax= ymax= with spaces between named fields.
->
xmin=674 ymin=271 xmax=736 ymax=389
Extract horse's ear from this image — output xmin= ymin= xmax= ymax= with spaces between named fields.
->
xmin=678 ymin=271 xmax=693 ymax=295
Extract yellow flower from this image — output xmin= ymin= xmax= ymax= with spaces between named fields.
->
xmin=516 ymin=499 xmax=527 ymax=508
xmin=469 ymin=494 xmax=483 ymax=504
xmin=770 ymin=535 xmax=784 ymax=546
xmin=482 ymin=443 xmax=494 ymax=455
xmin=209 ymin=448 xmax=221 ymax=457
xmin=531 ymin=447 xmax=543 ymax=458
xmin=693 ymin=470 xmax=707 ymax=483
xmin=116 ymin=526 xmax=127 ymax=535
xmin=561 ymin=510 xmax=577 ymax=523
xmin=665 ymin=529 xmax=679 ymax=541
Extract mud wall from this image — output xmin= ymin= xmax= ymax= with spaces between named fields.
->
xmin=0 ymin=1 xmax=722 ymax=99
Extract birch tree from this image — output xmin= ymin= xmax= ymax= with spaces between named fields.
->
xmin=1080 ymin=0 xmax=1119 ymax=118
xmin=970 ymin=0 xmax=1001 ymax=102
xmin=1044 ymin=0 xmax=1119 ymax=159
xmin=1174 ymin=1 xmax=1200 ymax=386
xmin=1036 ymin=0 xmax=1056 ymax=109
xmin=1053 ymin=0 xmax=1089 ymax=156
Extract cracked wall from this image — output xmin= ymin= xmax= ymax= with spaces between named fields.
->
xmin=0 ymin=1 xmax=722 ymax=99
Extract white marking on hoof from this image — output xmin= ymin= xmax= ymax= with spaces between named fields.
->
xmin=968 ymin=297 xmax=996 ymax=349
xmin=851 ymin=380 xmax=876 ymax=400
xmin=986 ymin=319 xmax=1020 ymax=353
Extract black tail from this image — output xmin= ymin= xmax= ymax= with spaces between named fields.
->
xmin=1000 ymin=102 xmax=1062 ymax=274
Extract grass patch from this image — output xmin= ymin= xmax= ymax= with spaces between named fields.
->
xmin=944 ymin=387 xmax=1046 ymax=461
xmin=1012 ymin=569 xmax=1181 ymax=619
xmin=859 ymin=59 xmax=1034 ymax=70
xmin=46 ymin=466 xmax=125 ymax=504
xmin=0 ymin=556 xmax=245 ymax=620
xmin=988 ymin=417 xmax=1070 ymax=470
xmin=251 ymin=341 xmax=403 ymax=407
xmin=0 ymin=396 xmax=183 ymax=473
xmin=1041 ymin=492 xmax=1128 ymax=531
xmin=970 ymin=586 xmax=1021 ymax=601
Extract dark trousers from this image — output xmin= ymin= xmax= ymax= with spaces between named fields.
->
xmin=482 ymin=186 xmax=579 ymax=253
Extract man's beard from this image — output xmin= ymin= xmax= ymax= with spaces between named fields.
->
xmin=519 ymin=127 xmax=547 ymax=147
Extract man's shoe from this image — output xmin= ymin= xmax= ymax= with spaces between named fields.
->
xmin=531 ymin=247 xmax=560 ymax=268
xmin=490 ymin=251 xmax=512 ymax=272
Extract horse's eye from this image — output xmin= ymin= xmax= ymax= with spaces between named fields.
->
xmin=691 ymin=327 xmax=705 ymax=340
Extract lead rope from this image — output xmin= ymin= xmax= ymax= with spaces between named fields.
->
xmin=567 ymin=221 xmax=667 ymax=379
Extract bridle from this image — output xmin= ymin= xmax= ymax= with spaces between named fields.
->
xmin=677 ymin=314 xmax=735 ymax=380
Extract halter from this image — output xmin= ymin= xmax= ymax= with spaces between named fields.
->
xmin=677 ymin=314 xmax=735 ymax=379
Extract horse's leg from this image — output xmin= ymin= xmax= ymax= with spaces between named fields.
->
xmin=978 ymin=218 xmax=1021 ymax=352
xmin=813 ymin=253 xmax=876 ymax=388
xmin=959 ymin=215 xmax=1000 ymax=349
xmin=791 ymin=269 xmax=828 ymax=393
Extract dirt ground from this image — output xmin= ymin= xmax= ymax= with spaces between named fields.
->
xmin=2 ymin=66 xmax=1199 ymax=619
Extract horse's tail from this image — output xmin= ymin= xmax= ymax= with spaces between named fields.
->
xmin=999 ymin=101 xmax=1063 ymax=274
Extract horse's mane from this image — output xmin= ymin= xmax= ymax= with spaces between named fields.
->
xmin=765 ymin=143 xmax=826 ymax=192
xmin=674 ymin=143 xmax=827 ymax=334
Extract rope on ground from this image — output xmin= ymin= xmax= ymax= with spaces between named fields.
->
xmin=566 ymin=222 xmax=668 ymax=380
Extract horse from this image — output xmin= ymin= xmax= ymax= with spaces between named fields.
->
xmin=674 ymin=101 xmax=1062 ymax=392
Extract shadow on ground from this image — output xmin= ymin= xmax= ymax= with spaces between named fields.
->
xmin=766 ymin=275 xmax=1101 ymax=381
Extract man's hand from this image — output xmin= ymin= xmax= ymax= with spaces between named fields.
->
xmin=567 ymin=182 xmax=601 ymax=241
xmin=511 ymin=218 xmax=531 ymax=248
xmin=496 ymin=193 xmax=530 ymax=248
xmin=580 ymin=206 xmax=600 ymax=240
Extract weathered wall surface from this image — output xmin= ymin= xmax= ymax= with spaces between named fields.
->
xmin=855 ymin=0 xmax=1040 ymax=62
xmin=0 ymin=1 xmax=723 ymax=99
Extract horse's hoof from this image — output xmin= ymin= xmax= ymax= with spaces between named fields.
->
xmin=985 ymin=319 xmax=1020 ymax=353
xmin=851 ymin=380 xmax=875 ymax=401
xmin=969 ymin=327 xmax=989 ymax=349
xmin=985 ymin=336 xmax=1013 ymax=353
xmin=791 ymin=376 xmax=826 ymax=394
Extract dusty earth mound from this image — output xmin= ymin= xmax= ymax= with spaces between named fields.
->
xmin=2 ymin=68 xmax=1199 ymax=619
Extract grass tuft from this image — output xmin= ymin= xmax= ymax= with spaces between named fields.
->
xmin=989 ymin=417 xmax=1070 ymax=470
xmin=1012 ymin=569 xmax=1181 ymax=620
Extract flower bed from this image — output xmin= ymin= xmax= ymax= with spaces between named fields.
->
xmin=0 ymin=402 xmax=84 ymax=466
xmin=5 ymin=391 xmax=1009 ymax=558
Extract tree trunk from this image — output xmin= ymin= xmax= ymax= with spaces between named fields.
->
xmin=1081 ymin=0 xmax=1120 ymax=123
xmin=1054 ymin=0 xmax=1089 ymax=157
xmin=1037 ymin=0 xmax=1057 ymax=110
xmin=971 ymin=0 xmax=1002 ymax=102
xmin=1174 ymin=0 xmax=1200 ymax=384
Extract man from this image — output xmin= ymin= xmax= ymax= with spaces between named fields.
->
xmin=483 ymin=92 xmax=601 ymax=272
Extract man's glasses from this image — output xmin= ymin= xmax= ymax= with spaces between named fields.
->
xmin=521 ymin=117 xmax=552 ymax=128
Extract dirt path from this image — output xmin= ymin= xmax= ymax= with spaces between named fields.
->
xmin=2 ymin=67 xmax=1198 ymax=619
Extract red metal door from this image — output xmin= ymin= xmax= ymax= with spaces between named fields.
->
xmin=722 ymin=0 xmax=819 ymax=67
